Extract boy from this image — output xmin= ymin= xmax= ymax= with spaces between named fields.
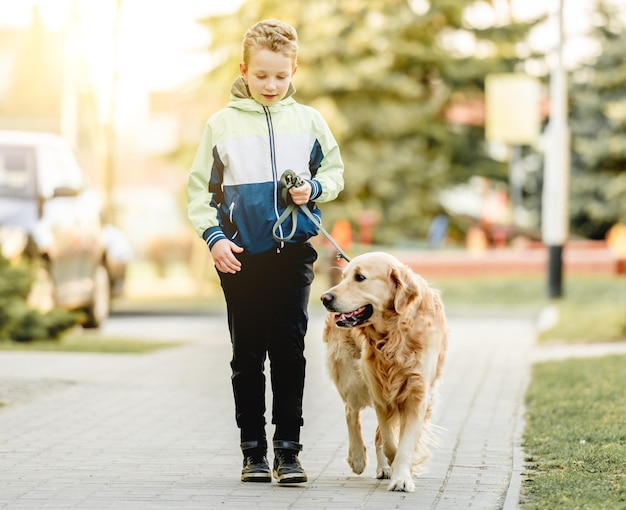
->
xmin=187 ymin=19 xmax=344 ymax=484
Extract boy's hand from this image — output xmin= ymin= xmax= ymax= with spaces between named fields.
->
xmin=210 ymin=239 xmax=243 ymax=273
xmin=289 ymin=181 xmax=312 ymax=205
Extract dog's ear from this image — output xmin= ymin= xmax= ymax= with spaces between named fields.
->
xmin=391 ymin=265 xmax=420 ymax=314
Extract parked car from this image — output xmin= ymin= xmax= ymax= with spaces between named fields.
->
xmin=0 ymin=130 xmax=130 ymax=328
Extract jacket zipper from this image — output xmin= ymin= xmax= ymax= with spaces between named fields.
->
xmin=264 ymin=106 xmax=284 ymax=251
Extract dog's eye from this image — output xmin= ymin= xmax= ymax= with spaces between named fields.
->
xmin=354 ymin=273 xmax=366 ymax=282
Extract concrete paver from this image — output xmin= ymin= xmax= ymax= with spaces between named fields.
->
xmin=0 ymin=310 xmax=535 ymax=509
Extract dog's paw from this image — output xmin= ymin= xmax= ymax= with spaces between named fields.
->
xmin=347 ymin=452 xmax=367 ymax=474
xmin=387 ymin=476 xmax=415 ymax=492
xmin=375 ymin=465 xmax=391 ymax=479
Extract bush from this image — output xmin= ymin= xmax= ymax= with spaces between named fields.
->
xmin=43 ymin=308 xmax=80 ymax=339
xmin=0 ymin=252 xmax=78 ymax=342
xmin=9 ymin=308 xmax=49 ymax=342
xmin=0 ymin=255 xmax=33 ymax=300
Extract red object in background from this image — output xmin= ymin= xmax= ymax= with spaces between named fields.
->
xmin=358 ymin=211 xmax=379 ymax=245
xmin=330 ymin=219 xmax=352 ymax=250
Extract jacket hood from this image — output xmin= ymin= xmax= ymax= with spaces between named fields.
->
xmin=228 ymin=77 xmax=296 ymax=111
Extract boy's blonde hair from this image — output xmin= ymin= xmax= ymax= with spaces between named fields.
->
xmin=242 ymin=19 xmax=299 ymax=66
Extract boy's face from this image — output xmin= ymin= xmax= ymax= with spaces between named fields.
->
xmin=240 ymin=48 xmax=297 ymax=107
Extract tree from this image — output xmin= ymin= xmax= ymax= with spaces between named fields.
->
xmin=194 ymin=0 xmax=541 ymax=244
xmin=568 ymin=0 xmax=626 ymax=239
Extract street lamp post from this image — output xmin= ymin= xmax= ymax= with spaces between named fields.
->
xmin=541 ymin=0 xmax=570 ymax=299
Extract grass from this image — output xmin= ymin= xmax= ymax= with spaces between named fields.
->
xmin=430 ymin=274 xmax=626 ymax=344
xmin=522 ymin=355 xmax=626 ymax=509
xmin=0 ymin=333 xmax=181 ymax=353
xmin=433 ymin=274 xmax=548 ymax=305
xmin=545 ymin=301 xmax=625 ymax=344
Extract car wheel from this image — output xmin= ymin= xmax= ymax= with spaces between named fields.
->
xmin=27 ymin=264 xmax=55 ymax=313
xmin=82 ymin=263 xmax=111 ymax=329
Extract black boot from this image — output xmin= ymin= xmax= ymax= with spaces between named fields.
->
xmin=272 ymin=440 xmax=307 ymax=484
xmin=241 ymin=440 xmax=271 ymax=483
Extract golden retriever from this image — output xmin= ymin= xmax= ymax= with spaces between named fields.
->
xmin=320 ymin=252 xmax=447 ymax=492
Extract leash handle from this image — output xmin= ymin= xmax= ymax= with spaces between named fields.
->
xmin=282 ymin=170 xmax=304 ymax=189
xmin=279 ymin=169 xmax=304 ymax=207
xmin=274 ymin=170 xmax=352 ymax=263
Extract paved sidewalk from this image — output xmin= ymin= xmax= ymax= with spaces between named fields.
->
xmin=0 ymin=309 xmax=536 ymax=510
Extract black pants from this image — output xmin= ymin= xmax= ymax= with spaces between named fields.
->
xmin=218 ymin=242 xmax=317 ymax=445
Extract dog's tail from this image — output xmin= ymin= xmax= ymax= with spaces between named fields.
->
xmin=411 ymin=419 xmax=444 ymax=475
xmin=412 ymin=383 xmax=446 ymax=475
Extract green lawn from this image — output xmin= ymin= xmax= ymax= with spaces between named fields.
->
xmin=0 ymin=333 xmax=181 ymax=353
xmin=522 ymin=355 xmax=626 ymax=509
xmin=432 ymin=274 xmax=626 ymax=344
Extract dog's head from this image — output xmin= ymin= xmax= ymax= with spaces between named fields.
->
xmin=320 ymin=252 xmax=421 ymax=328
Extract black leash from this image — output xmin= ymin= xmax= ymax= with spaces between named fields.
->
xmin=272 ymin=170 xmax=352 ymax=263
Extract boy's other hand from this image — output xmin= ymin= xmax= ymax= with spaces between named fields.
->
xmin=289 ymin=181 xmax=312 ymax=205
xmin=211 ymin=239 xmax=244 ymax=273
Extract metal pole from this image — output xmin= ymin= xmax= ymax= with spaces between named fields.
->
xmin=542 ymin=0 xmax=569 ymax=298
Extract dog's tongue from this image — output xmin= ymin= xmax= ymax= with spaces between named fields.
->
xmin=334 ymin=306 xmax=366 ymax=326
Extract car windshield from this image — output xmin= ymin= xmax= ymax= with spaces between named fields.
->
xmin=0 ymin=145 xmax=37 ymax=198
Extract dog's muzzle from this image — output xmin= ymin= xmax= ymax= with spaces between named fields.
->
xmin=321 ymin=293 xmax=374 ymax=327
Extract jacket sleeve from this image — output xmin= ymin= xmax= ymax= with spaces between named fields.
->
xmin=309 ymin=110 xmax=344 ymax=204
xmin=186 ymin=122 xmax=227 ymax=248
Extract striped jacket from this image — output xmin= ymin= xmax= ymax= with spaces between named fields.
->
xmin=187 ymin=77 xmax=344 ymax=255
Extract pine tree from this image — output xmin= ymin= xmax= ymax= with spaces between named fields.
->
xmin=194 ymin=0 xmax=540 ymax=244
xmin=568 ymin=0 xmax=626 ymax=239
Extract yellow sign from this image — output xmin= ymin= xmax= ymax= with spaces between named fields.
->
xmin=485 ymin=74 xmax=541 ymax=145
